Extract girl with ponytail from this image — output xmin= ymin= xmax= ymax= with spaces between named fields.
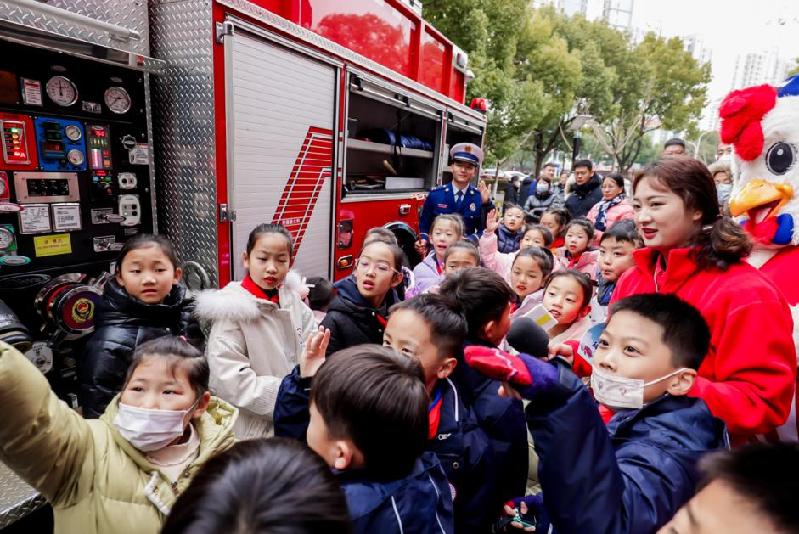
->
xmin=610 ymin=157 xmax=795 ymax=445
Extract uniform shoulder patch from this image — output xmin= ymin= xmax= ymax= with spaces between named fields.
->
xmin=432 ymin=185 xmax=447 ymax=192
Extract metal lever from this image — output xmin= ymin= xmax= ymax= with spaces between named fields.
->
xmin=399 ymin=204 xmax=411 ymax=216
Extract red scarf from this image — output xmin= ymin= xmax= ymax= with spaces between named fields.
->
xmin=435 ymin=256 xmax=444 ymax=275
xmin=241 ymin=275 xmax=280 ymax=306
xmin=428 ymin=385 xmax=444 ymax=439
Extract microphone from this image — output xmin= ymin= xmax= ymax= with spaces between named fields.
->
xmin=506 ymin=317 xmax=550 ymax=359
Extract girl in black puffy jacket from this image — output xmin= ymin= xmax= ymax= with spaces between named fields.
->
xmin=78 ymin=234 xmax=203 ymax=418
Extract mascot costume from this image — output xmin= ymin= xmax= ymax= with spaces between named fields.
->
xmin=720 ymin=75 xmax=799 ymax=441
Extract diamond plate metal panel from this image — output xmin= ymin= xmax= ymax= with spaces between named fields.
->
xmin=0 ymin=0 xmax=150 ymax=55
xmin=0 ymin=461 xmax=45 ymax=529
xmin=150 ymin=0 xmax=219 ymax=286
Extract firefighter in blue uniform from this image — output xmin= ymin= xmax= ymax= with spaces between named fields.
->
xmin=416 ymin=143 xmax=491 ymax=253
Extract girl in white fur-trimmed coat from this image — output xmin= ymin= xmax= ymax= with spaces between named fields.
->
xmin=195 ymin=224 xmax=317 ymax=439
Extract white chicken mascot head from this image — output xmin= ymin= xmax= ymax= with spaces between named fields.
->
xmin=723 ymin=76 xmax=799 ymax=247
xmin=721 ymin=75 xmax=799 ymax=442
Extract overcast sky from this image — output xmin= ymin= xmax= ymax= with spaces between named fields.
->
xmin=620 ymin=0 xmax=799 ymax=100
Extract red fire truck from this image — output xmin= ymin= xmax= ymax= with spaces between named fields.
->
xmin=0 ymin=0 xmax=485 ymax=526
xmin=152 ymin=0 xmax=487 ymax=284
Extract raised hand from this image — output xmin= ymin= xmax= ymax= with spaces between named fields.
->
xmin=485 ymin=209 xmax=499 ymax=234
xmin=478 ymin=179 xmax=491 ymax=204
xmin=300 ymin=326 xmax=330 ymax=378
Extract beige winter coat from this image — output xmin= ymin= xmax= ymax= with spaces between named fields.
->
xmin=195 ymin=281 xmax=317 ymax=439
xmin=0 ymin=341 xmax=236 ymax=534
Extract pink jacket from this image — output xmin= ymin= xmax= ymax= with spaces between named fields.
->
xmin=556 ymin=249 xmax=599 ymax=279
xmin=586 ymin=198 xmax=635 ymax=243
xmin=481 ymin=233 xmax=564 ymax=283
xmin=479 ymin=232 xmax=515 ymax=281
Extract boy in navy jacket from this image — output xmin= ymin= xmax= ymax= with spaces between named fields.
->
xmin=438 ymin=269 xmax=529 ymax=509
xmin=276 ymin=294 xmax=496 ymax=532
xmin=384 ymin=295 xmax=496 ymax=532
xmin=306 ymin=345 xmax=453 ymax=533
xmin=467 ymin=293 xmax=727 ymax=534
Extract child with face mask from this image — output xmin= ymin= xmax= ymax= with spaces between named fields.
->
xmin=466 ymin=294 xmax=726 ymax=534
xmin=0 ymin=336 xmax=236 ymax=534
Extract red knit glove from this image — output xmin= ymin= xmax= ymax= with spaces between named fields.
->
xmin=463 ymin=346 xmax=533 ymax=386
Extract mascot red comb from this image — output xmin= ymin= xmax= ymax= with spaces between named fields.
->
xmin=721 ymin=75 xmax=799 ymax=441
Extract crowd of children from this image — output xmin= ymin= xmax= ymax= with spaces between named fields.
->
xmin=0 ymin=156 xmax=797 ymax=534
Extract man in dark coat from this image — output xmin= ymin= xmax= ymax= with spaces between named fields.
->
xmin=565 ymin=159 xmax=603 ymax=218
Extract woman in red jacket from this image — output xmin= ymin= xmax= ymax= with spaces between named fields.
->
xmin=611 ymin=157 xmax=795 ymax=444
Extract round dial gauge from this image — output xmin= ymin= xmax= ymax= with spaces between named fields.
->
xmin=46 ymin=76 xmax=78 ymax=107
xmin=0 ymin=228 xmax=14 ymax=250
xmin=67 ymin=149 xmax=85 ymax=166
xmin=64 ymin=124 xmax=82 ymax=141
xmin=104 ymin=86 xmax=131 ymax=114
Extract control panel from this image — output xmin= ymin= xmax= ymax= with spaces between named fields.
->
xmin=34 ymin=117 xmax=87 ymax=172
xmin=0 ymin=113 xmax=37 ymax=171
xmin=0 ymin=39 xmax=154 ymax=274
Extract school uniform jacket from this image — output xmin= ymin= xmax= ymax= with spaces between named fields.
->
xmin=337 ymin=452 xmax=454 ymax=534
xmin=525 ymin=359 xmax=726 ymax=534
xmin=457 ymin=339 xmax=528 ymax=512
xmin=611 ymin=246 xmax=796 ymax=444
xmin=274 ymin=368 xmax=494 ymax=533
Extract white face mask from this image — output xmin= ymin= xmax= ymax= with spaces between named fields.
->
xmin=590 ymin=366 xmax=687 ymax=410
xmin=536 ymin=182 xmax=550 ymax=195
xmin=114 ymin=400 xmax=198 ymax=452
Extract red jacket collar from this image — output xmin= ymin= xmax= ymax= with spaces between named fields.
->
xmin=632 ymin=247 xmax=702 ymax=292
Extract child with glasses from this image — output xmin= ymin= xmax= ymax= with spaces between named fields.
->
xmin=322 ymin=240 xmax=404 ymax=355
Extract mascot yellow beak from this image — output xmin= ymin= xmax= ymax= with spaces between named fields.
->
xmin=729 ymin=179 xmax=793 ymax=219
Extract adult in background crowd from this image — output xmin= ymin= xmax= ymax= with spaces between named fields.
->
xmin=663 ymin=137 xmax=687 ymax=156
xmin=520 ymin=162 xmax=556 ymax=208
xmin=524 ymin=171 xmax=563 ymax=223
xmin=417 ymin=143 xmax=491 ymax=254
xmin=586 ymin=172 xmax=634 ymax=242
xmin=708 ymin=160 xmax=733 ymax=211
xmin=504 ymin=174 xmax=521 ymax=206
xmin=564 ymin=159 xmax=603 ymax=218
xmin=612 ymin=157 xmax=795 ymax=445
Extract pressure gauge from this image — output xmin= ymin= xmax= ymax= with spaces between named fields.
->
xmin=65 ymin=124 xmax=82 ymax=141
xmin=46 ymin=76 xmax=78 ymax=107
xmin=0 ymin=227 xmax=14 ymax=250
xmin=67 ymin=149 xmax=85 ymax=166
xmin=104 ymin=86 xmax=131 ymax=114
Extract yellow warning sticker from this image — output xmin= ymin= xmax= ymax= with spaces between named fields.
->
xmin=34 ymin=233 xmax=72 ymax=257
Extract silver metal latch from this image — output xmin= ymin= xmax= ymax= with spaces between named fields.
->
xmin=399 ymin=204 xmax=411 ymax=216
xmin=219 ymin=203 xmax=236 ymax=222
xmin=215 ymin=21 xmax=234 ymax=44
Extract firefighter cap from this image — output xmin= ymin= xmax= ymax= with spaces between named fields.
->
xmin=450 ymin=143 xmax=483 ymax=166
